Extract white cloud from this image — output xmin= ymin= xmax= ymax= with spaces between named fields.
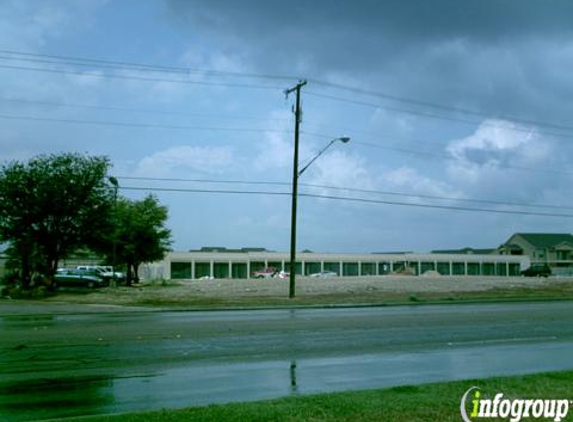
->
xmin=383 ymin=166 xmax=459 ymax=199
xmin=135 ymin=145 xmax=235 ymax=177
xmin=446 ymin=119 xmax=551 ymax=182
xmin=441 ymin=119 xmax=568 ymax=207
xmin=448 ymin=119 xmax=534 ymax=157
xmin=305 ymin=150 xmax=374 ymax=193
xmin=254 ymin=132 xmax=293 ymax=172
xmin=252 ymin=110 xmax=304 ymax=173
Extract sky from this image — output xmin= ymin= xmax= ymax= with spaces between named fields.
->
xmin=1 ymin=0 xmax=573 ymax=253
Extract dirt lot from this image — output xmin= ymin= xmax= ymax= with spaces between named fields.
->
xmin=160 ymin=275 xmax=573 ymax=295
xmin=32 ymin=275 xmax=573 ymax=308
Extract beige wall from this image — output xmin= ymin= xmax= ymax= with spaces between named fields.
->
xmin=163 ymin=250 xmax=529 ymax=279
xmin=505 ymin=234 xmax=536 ymax=257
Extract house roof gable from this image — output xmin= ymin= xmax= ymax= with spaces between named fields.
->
xmin=511 ymin=233 xmax=573 ymax=249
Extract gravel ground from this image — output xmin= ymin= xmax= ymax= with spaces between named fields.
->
xmin=152 ymin=275 xmax=573 ymax=298
xmin=25 ymin=274 xmax=573 ymax=308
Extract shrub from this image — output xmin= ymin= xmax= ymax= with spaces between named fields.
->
xmin=1 ymin=284 xmax=53 ymax=299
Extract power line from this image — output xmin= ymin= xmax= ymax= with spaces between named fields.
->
xmin=119 ymin=176 xmax=288 ymax=187
xmin=305 ymin=91 xmax=573 ymax=140
xmin=0 ymin=112 xmax=291 ymax=134
xmin=119 ymin=185 xmax=573 ymax=218
xmin=0 ymin=64 xmax=283 ymax=90
xmin=0 ymin=97 xmax=289 ymax=123
xmin=123 ymin=186 xmax=291 ymax=197
xmin=300 ymin=183 xmax=573 ymax=211
xmin=4 ymin=49 xmax=573 ymax=138
xmin=300 ymin=129 xmax=573 ymax=177
xmin=8 ymin=57 xmax=568 ymax=139
xmin=0 ymin=97 xmax=460 ymax=146
xmin=308 ymin=78 xmax=573 ymax=134
xmin=303 ymin=125 xmax=448 ymax=148
xmin=0 ymin=49 xmax=298 ymax=82
xmin=4 ymin=98 xmax=568 ymax=177
xmin=5 ymin=59 xmax=571 ymax=141
xmin=0 ymin=108 xmax=566 ymax=178
xmin=351 ymin=139 xmax=573 ymax=176
xmin=299 ymin=193 xmax=573 ymax=218
xmin=118 ymin=176 xmax=573 ymax=211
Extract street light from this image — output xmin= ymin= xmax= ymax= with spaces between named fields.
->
xmin=289 ymin=136 xmax=350 ymax=298
xmin=298 ymin=137 xmax=350 ymax=176
xmin=108 ymin=176 xmax=119 ymax=288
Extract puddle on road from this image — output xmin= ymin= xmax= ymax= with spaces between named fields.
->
xmin=2 ymin=341 xmax=573 ymax=421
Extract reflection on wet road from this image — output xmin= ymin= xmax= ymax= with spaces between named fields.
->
xmin=1 ymin=302 xmax=573 ymax=421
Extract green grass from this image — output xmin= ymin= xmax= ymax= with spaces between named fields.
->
xmin=59 ymin=371 xmax=573 ymax=422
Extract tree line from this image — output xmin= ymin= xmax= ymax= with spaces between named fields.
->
xmin=0 ymin=153 xmax=172 ymax=287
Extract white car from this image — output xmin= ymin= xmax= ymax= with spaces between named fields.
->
xmin=309 ymin=271 xmax=338 ymax=278
xmin=252 ymin=267 xmax=279 ymax=279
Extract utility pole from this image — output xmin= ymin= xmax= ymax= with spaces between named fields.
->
xmin=108 ymin=176 xmax=119 ymax=288
xmin=285 ymin=80 xmax=307 ymax=298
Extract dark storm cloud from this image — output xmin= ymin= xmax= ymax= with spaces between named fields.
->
xmin=167 ymin=0 xmax=573 ymax=43
xmin=165 ymin=0 xmax=573 ymax=122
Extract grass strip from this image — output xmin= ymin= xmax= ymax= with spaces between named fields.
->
xmin=60 ymin=370 xmax=573 ymax=422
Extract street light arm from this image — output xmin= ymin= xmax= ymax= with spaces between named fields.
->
xmin=298 ymin=139 xmax=336 ymax=177
xmin=298 ymin=136 xmax=350 ymax=177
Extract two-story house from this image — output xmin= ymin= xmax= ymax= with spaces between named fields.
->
xmin=498 ymin=233 xmax=573 ymax=274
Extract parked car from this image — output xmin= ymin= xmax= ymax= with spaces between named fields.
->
xmin=76 ymin=265 xmax=125 ymax=281
xmin=54 ymin=269 xmax=107 ymax=288
xmin=521 ymin=264 xmax=552 ymax=277
xmin=310 ymin=271 xmax=338 ymax=278
xmin=252 ymin=267 xmax=279 ymax=279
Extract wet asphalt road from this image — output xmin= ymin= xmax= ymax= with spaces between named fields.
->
xmin=1 ymin=302 xmax=573 ymax=421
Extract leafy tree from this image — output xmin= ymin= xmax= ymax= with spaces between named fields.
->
xmin=0 ymin=153 xmax=114 ymax=286
xmin=113 ymin=195 xmax=172 ymax=285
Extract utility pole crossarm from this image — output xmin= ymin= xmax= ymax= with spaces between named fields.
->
xmin=284 ymin=80 xmax=307 ymax=97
